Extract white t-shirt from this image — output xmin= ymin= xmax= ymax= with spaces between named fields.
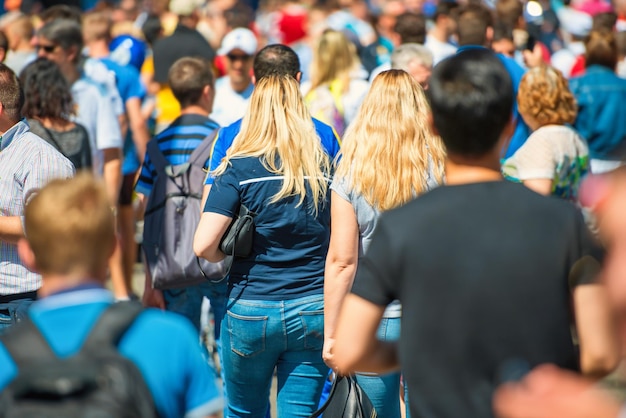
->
xmin=502 ymin=124 xmax=589 ymax=201
xmin=209 ymin=76 xmax=254 ymax=127
xmin=425 ymin=36 xmax=457 ymax=65
xmin=72 ymin=77 xmax=123 ymax=176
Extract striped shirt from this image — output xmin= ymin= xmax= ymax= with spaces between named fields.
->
xmin=135 ymin=114 xmax=219 ymax=197
xmin=0 ymin=120 xmax=75 ymax=295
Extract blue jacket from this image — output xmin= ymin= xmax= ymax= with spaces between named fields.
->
xmin=569 ymin=65 xmax=626 ymax=160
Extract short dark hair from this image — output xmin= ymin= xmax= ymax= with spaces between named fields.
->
xmin=168 ymin=57 xmax=215 ymax=108
xmin=592 ymin=12 xmax=617 ymax=31
xmin=427 ymin=48 xmax=513 ymax=157
xmin=456 ymin=4 xmax=494 ymax=46
xmin=434 ymin=1 xmax=460 ymax=21
xmin=141 ymin=14 xmax=163 ymax=46
xmin=39 ymin=5 xmax=83 ymax=25
xmin=585 ymin=29 xmax=618 ymax=70
xmin=394 ymin=12 xmax=426 ymax=44
xmin=20 ymin=58 xmax=75 ymax=120
xmin=493 ymin=20 xmax=514 ymax=42
xmin=0 ymin=63 xmax=24 ymax=122
xmin=253 ymin=44 xmax=300 ymax=80
xmin=38 ymin=19 xmax=83 ymax=61
xmin=495 ymin=0 xmax=523 ymax=28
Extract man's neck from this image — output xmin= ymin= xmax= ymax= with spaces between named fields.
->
xmin=429 ymin=25 xmax=448 ymax=43
xmin=38 ymin=274 xmax=106 ymax=298
xmin=231 ymin=78 xmax=252 ymax=94
xmin=0 ymin=117 xmax=18 ymax=137
xmin=180 ymin=105 xmax=210 ymax=117
xmin=15 ymin=40 xmax=34 ymax=53
xmin=86 ymin=41 xmax=110 ymax=58
xmin=445 ymin=154 xmax=503 ymax=185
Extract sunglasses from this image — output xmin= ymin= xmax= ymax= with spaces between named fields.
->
xmin=226 ymin=53 xmax=252 ymax=62
xmin=35 ymin=44 xmax=58 ymax=53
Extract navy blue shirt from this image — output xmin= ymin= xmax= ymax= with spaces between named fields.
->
xmin=204 ymin=157 xmax=330 ymax=300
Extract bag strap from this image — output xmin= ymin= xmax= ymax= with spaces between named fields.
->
xmin=189 ymin=129 xmax=219 ymax=167
xmin=146 ymin=138 xmax=169 ymax=173
xmin=81 ymin=301 xmax=144 ymax=352
xmin=0 ymin=318 xmax=58 ymax=370
xmin=309 ymin=373 xmax=346 ymax=418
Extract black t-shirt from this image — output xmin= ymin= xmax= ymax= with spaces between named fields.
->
xmin=28 ymin=119 xmax=92 ymax=171
xmin=352 ymin=180 xmax=602 ymax=418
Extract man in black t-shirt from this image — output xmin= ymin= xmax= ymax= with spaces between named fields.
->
xmin=331 ymin=49 xmax=618 ymax=418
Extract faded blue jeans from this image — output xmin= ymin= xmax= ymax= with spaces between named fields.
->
xmin=355 ymin=317 xmax=410 ymax=418
xmin=221 ymin=294 xmax=329 ymax=418
xmin=0 ymin=297 xmax=34 ymax=335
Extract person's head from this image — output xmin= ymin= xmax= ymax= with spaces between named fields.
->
xmin=0 ymin=63 xmax=24 ymax=126
xmin=216 ymin=74 xmax=330 ymax=214
xmin=495 ymin=0 xmax=523 ymax=29
xmin=0 ymin=31 xmax=7 ymax=63
xmin=337 ymin=69 xmax=446 ymax=211
xmin=223 ymin=1 xmax=255 ymax=30
xmin=393 ymin=12 xmax=426 ymax=45
xmin=491 ymin=20 xmax=515 ymax=57
xmin=218 ymin=27 xmax=257 ymax=90
xmin=253 ymin=44 xmax=301 ymax=82
xmin=585 ymin=29 xmax=618 ymax=70
xmin=390 ymin=43 xmax=433 ymax=88
xmin=427 ymin=48 xmax=513 ymax=158
xmin=456 ymin=3 xmax=494 ymax=47
xmin=36 ymin=19 xmax=83 ymax=69
xmin=310 ymin=29 xmax=360 ymax=90
xmin=19 ymin=174 xmax=115 ymax=282
xmin=38 ymin=5 xmax=82 ymax=25
xmin=375 ymin=0 xmax=406 ymax=40
xmin=82 ymin=11 xmax=113 ymax=45
xmin=20 ymin=58 xmax=75 ymax=121
xmin=168 ymin=56 xmax=215 ymax=111
xmin=592 ymin=11 xmax=617 ymax=32
xmin=141 ymin=14 xmax=163 ymax=46
xmin=168 ymin=0 xmax=204 ymax=24
xmin=5 ymin=16 xmax=34 ymax=51
xmin=433 ymin=1 xmax=459 ymax=37
xmin=517 ymin=65 xmax=576 ymax=131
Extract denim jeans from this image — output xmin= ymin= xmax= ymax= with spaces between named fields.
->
xmin=221 ymin=294 xmax=328 ymax=418
xmin=0 ymin=297 xmax=35 ymax=335
xmin=355 ymin=316 xmax=410 ymax=418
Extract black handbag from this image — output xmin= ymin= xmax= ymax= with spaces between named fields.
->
xmin=219 ymin=204 xmax=256 ymax=258
xmin=310 ymin=374 xmax=377 ymax=418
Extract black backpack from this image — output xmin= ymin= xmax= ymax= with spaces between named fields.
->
xmin=142 ymin=130 xmax=227 ymax=290
xmin=0 ymin=302 xmax=158 ymax=418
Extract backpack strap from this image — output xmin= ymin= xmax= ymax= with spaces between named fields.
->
xmin=189 ymin=129 xmax=219 ymax=167
xmin=0 ymin=319 xmax=58 ymax=370
xmin=81 ymin=301 xmax=144 ymax=352
xmin=146 ymin=138 xmax=169 ymax=173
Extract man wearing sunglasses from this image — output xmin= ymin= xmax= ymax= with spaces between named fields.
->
xmin=209 ymin=28 xmax=256 ymax=127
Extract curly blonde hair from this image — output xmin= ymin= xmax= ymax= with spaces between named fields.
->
xmin=517 ymin=65 xmax=577 ymax=127
xmin=335 ymin=70 xmax=446 ymax=212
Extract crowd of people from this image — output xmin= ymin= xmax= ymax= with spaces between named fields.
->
xmin=2 ymin=0 xmax=626 ymax=417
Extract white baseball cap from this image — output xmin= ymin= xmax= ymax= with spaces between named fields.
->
xmin=218 ymin=28 xmax=258 ymax=56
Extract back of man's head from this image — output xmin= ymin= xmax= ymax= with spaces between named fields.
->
xmin=169 ymin=56 xmax=214 ymax=108
xmin=394 ymin=12 xmax=426 ymax=44
xmin=24 ymin=173 xmax=115 ymax=279
xmin=253 ymin=44 xmax=300 ymax=80
xmin=427 ymin=48 xmax=512 ymax=157
xmin=82 ymin=11 xmax=113 ymax=44
xmin=434 ymin=1 xmax=459 ymax=22
xmin=456 ymin=4 xmax=493 ymax=46
xmin=0 ymin=63 xmax=24 ymax=123
xmin=38 ymin=19 xmax=83 ymax=58
xmin=6 ymin=16 xmax=34 ymax=45
xmin=39 ymin=5 xmax=82 ymax=25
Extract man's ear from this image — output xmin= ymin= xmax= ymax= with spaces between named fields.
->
xmin=251 ymin=74 xmax=257 ymax=85
xmin=17 ymin=238 xmax=39 ymax=273
xmin=203 ymin=84 xmax=214 ymax=113
xmin=296 ymin=71 xmax=302 ymax=83
xmin=486 ymin=26 xmax=494 ymax=45
xmin=66 ymin=45 xmax=79 ymax=63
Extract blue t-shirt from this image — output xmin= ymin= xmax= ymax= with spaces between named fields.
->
xmin=204 ymin=157 xmax=331 ymax=300
xmin=0 ymin=288 xmax=223 ymax=418
xmin=136 ymin=114 xmax=220 ymax=197
xmin=99 ymin=57 xmax=147 ymax=175
xmin=204 ymin=117 xmax=341 ymax=185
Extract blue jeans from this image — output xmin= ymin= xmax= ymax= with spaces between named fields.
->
xmin=221 ymin=294 xmax=329 ymax=418
xmin=355 ymin=317 xmax=409 ymax=418
xmin=0 ymin=297 xmax=35 ymax=335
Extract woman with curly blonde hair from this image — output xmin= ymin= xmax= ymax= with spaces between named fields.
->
xmin=324 ymin=70 xmax=446 ymax=417
xmin=194 ymin=74 xmax=331 ymax=417
xmin=503 ymin=65 xmax=589 ymax=200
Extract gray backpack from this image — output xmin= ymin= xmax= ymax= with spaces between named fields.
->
xmin=142 ymin=130 xmax=226 ymax=289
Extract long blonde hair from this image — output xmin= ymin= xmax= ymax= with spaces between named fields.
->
xmin=335 ymin=70 xmax=446 ymax=212
xmin=214 ymin=75 xmax=330 ymax=213
xmin=309 ymin=29 xmax=360 ymax=93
